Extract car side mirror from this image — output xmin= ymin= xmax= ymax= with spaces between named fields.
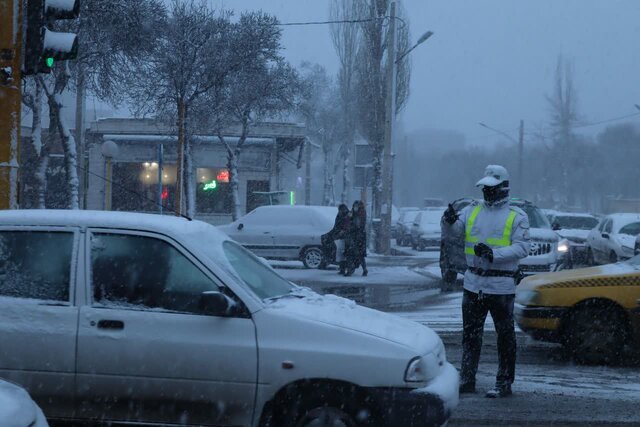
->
xmin=199 ymin=291 xmax=235 ymax=317
xmin=602 ymin=233 xmax=610 ymax=239
xmin=237 ymin=223 xmax=244 ymax=231
xmin=552 ymin=223 xmax=561 ymax=231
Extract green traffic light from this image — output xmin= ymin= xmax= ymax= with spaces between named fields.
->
xmin=45 ymin=57 xmax=54 ymax=68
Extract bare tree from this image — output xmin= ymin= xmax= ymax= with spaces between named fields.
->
xmin=353 ymin=0 xmax=411 ymax=217
xmin=21 ymin=78 xmax=47 ymax=208
xmin=546 ymin=55 xmax=580 ymax=203
xmin=329 ymin=0 xmax=361 ymax=203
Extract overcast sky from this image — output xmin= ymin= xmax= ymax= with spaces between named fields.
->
xmin=212 ymin=0 xmax=640 ymax=145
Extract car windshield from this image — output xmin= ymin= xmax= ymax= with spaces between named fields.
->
xmin=619 ymin=222 xmax=640 ymax=236
xmin=554 ymin=216 xmax=598 ymax=230
xmin=422 ymin=209 xmax=446 ymax=225
xmin=221 ymin=241 xmax=294 ymax=300
xmin=520 ymin=205 xmax=551 ymax=229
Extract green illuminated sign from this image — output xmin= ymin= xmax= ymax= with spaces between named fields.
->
xmin=289 ymin=191 xmax=295 ymax=205
xmin=45 ymin=57 xmax=54 ymax=68
xmin=203 ymin=180 xmax=217 ymax=191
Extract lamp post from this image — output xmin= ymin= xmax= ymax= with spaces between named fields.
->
xmin=478 ymin=120 xmax=525 ymax=196
xmin=379 ymin=0 xmax=433 ymax=254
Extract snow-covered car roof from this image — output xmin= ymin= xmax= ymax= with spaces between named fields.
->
xmin=550 ymin=211 xmax=597 ymax=219
xmin=241 ymin=205 xmax=338 ymax=226
xmin=607 ymin=213 xmax=640 ymax=231
xmin=0 ymin=379 xmax=48 ymax=427
xmin=0 ymin=210 xmax=229 ymax=241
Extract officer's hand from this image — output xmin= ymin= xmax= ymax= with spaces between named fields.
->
xmin=443 ymin=204 xmax=458 ymax=225
xmin=474 ymin=243 xmax=494 ymax=262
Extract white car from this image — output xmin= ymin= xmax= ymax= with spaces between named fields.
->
xmin=219 ymin=205 xmax=337 ymax=269
xmin=548 ymin=212 xmax=599 ymax=266
xmin=396 ymin=208 xmax=420 ymax=246
xmin=0 ymin=210 xmax=458 ymax=426
xmin=510 ymin=200 xmax=560 ymax=275
xmin=411 ymin=208 xmax=446 ymax=251
xmin=586 ymin=213 xmax=640 ymax=264
xmin=0 ymin=379 xmax=48 ymax=427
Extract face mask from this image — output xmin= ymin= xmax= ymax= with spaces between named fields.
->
xmin=482 ymin=183 xmax=509 ymax=205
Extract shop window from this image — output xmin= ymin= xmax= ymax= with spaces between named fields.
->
xmin=112 ymin=162 xmax=177 ymax=212
xmin=196 ymin=168 xmax=232 ymax=214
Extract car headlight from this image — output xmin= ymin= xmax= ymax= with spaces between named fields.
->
xmin=405 ymin=357 xmax=426 ymax=382
xmin=557 ymin=239 xmax=570 ymax=253
xmin=515 ymin=290 xmax=540 ymax=306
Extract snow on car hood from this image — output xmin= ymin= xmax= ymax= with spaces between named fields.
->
xmin=557 ymin=229 xmax=590 ymax=241
xmin=519 ymin=262 xmax=637 ymax=290
xmin=529 ymin=227 xmax=558 ymax=242
xmin=264 ymin=290 xmax=441 ymax=354
xmin=0 ymin=380 xmax=47 ymax=427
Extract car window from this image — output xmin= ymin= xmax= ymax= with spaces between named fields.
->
xmin=222 ymin=240 xmax=293 ymax=299
xmin=619 ymin=222 xmax=640 ymax=236
xmin=413 ymin=212 xmax=423 ymax=225
xmin=519 ymin=205 xmax=551 ymax=229
xmin=555 ymin=216 xmax=599 ymax=230
xmin=603 ymin=219 xmax=613 ymax=233
xmin=597 ymin=219 xmax=606 ymax=232
xmin=91 ymin=233 xmax=220 ymax=314
xmin=0 ymin=231 xmax=73 ymax=302
xmin=421 ymin=210 xmax=445 ymax=226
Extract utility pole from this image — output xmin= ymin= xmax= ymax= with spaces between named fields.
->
xmin=75 ymin=66 xmax=87 ymax=208
xmin=518 ymin=119 xmax=524 ymax=196
xmin=305 ymin=140 xmax=311 ymax=205
xmin=0 ymin=0 xmax=22 ymax=210
xmin=379 ymin=0 xmax=396 ymax=254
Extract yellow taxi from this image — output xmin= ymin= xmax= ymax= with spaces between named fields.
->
xmin=515 ymin=255 xmax=640 ymax=364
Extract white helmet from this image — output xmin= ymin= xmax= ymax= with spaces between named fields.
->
xmin=476 ymin=165 xmax=510 ymax=188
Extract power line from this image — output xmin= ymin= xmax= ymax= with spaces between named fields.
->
xmin=279 ymin=15 xmax=407 ymax=29
xmin=572 ymin=111 xmax=640 ymax=129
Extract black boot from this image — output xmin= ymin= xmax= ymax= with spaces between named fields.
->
xmin=485 ymin=384 xmax=512 ymax=398
xmin=459 ymin=382 xmax=476 ymax=394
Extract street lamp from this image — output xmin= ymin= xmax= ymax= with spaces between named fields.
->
xmin=396 ymin=31 xmax=434 ymax=64
xmin=478 ymin=121 xmax=525 ymax=196
xmin=378 ymin=0 xmax=434 ymax=254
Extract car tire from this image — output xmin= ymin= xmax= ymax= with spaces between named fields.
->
xmin=609 ymin=251 xmax=618 ymax=264
xmin=294 ymin=406 xmax=357 ymax=427
xmin=564 ymin=305 xmax=627 ymax=365
xmin=302 ymin=247 xmax=324 ymax=269
xmin=418 ymin=241 xmax=426 ymax=251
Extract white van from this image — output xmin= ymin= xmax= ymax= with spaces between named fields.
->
xmin=0 ymin=210 xmax=458 ymax=426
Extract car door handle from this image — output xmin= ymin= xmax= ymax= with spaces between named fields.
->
xmin=97 ymin=320 xmax=125 ymax=330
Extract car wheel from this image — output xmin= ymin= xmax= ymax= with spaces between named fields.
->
xmin=302 ymin=247 xmax=324 ymax=269
xmin=296 ymin=406 xmax=357 ymax=427
xmin=418 ymin=241 xmax=426 ymax=251
xmin=609 ymin=251 xmax=618 ymax=264
xmin=564 ymin=305 xmax=627 ymax=365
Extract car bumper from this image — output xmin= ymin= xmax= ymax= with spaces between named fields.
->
xmin=369 ymin=363 xmax=459 ymax=427
xmin=514 ymin=303 xmax=566 ymax=342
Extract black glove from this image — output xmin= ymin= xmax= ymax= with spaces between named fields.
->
xmin=443 ymin=204 xmax=459 ymax=225
xmin=474 ymin=243 xmax=494 ymax=262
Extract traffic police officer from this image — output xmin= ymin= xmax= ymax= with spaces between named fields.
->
xmin=443 ymin=165 xmax=530 ymax=398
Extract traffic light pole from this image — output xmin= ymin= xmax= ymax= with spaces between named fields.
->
xmin=0 ymin=0 xmax=22 ymax=210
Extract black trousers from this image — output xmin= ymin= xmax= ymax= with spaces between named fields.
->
xmin=460 ymin=289 xmax=516 ymax=387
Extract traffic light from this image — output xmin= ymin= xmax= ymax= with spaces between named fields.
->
xmin=23 ymin=0 xmax=80 ymax=75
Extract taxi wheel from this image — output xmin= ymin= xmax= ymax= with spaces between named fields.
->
xmin=609 ymin=251 xmax=618 ymax=264
xmin=565 ymin=305 xmax=627 ymax=365
xmin=303 ymin=247 xmax=324 ymax=269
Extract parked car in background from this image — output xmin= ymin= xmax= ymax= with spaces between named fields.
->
xmin=549 ymin=212 xmax=599 ymax=268
xmin=411 ymin=208 xmax=446 ymax=251
xmin=515 ymin=255 xmax=640 ymax=364
xmin=396 ymin=208 xmax=420 ymax=246
xmin=219 ymin=205 xmax=337 ymax=268
xmin=440 ymin=199 xmax=559 ymax=285
xmin=0 ymin=210 xmax=459 ymax=427
xmin=0 ymin=379 xmax=48 ymax=427
xmin=586 ymin=213 xmax=640 ymax=265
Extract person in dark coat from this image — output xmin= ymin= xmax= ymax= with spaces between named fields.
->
xmin=320 ymin=204 xmax=350 ymax=270
xmin=345 ymin=200 xmax=368 ymax=276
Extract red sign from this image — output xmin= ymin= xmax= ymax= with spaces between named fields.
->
xmin=216 ymin=169 xmax=230 ymax=183
xmin=161 ymin=188 xmax=169 ymax=200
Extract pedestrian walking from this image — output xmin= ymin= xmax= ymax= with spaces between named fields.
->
xmin=345 ymin=200 xmax=368 ymax=276
xmin=320 ymin=204 xmax=350 ymax=270
xmin=442 ymin=165 xmax=530 ymax=398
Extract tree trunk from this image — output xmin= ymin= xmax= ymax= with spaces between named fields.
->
xmin=35 ymin=152 xmax=49 ymax=209
xmin=175 ymin=98 xmax=186 ymax=216
xmin=48 ymin=93 xmax=79 ymax=210
xmin=29 ymin=81 xmax=47 ymax=208
xmin=184 ymin=134 xmax=195 ymax=218
xmin=322 ymin=148 xmax=333 ymax=206
xmin=219 ymin=134 xmax=242 ymax=221
xmin=341 ymin=146 xmax=351 ymax=204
